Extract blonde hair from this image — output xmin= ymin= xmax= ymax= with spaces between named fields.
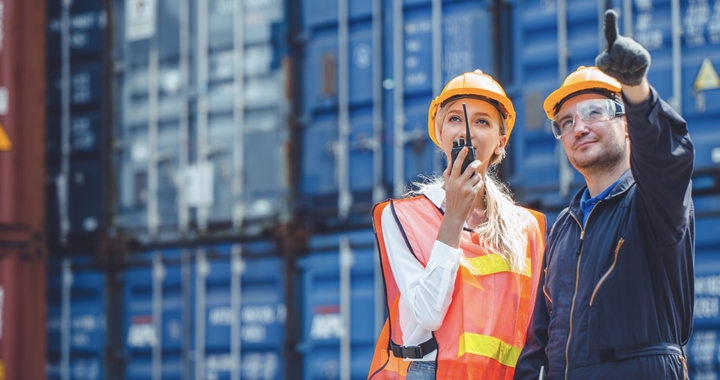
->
xmin=413 ymin=99 xmax=527 ymax=272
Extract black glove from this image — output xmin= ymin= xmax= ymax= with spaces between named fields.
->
xmin=595 ymin=9 xmax=651 ymax=86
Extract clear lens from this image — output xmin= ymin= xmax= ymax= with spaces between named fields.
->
xmin=551 ymin=99 xmax=624 ymax=139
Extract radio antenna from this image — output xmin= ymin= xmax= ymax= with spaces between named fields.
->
xmin=462 ymin=102 xmax=473 ymax=147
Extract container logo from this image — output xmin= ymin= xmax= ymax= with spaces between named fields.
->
xmin=310 ymin=306 xmax=344 ymax=340
xmin=208 ymin=304 xmax=286 ymax=343
xmin=127 ymin=316 xmax=157 ymax=347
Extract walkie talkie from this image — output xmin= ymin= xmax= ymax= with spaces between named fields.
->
xmin=450 ymin=102 xmax=476 ymax=175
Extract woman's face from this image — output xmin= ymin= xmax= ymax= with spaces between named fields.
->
xmin=437 ymin=98 xmax=508 ymax=175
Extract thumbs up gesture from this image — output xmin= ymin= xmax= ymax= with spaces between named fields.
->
xmin=595 ymin=10 xmax=651 ymax=86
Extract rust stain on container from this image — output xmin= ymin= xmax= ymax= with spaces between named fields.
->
xmin=0 ymin=0 xmax=46 ymax=250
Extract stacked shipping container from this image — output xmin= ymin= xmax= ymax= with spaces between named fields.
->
xmin=0 ymin=0 xmax=47 ymax=378
xmin=34 ymin=0 xmax=720 ymax=378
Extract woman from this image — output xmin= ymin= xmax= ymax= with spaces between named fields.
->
xmin=367 ymin=70 xmax=546 ymax=380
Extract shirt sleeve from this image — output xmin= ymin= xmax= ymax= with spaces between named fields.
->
xmin=625 ymin=86 xmax=695 ymax=246
xmin=381 ymin=205 xmax=463 ymax=331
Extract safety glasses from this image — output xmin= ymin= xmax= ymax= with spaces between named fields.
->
xmin=551 ymin=99 xmax=625 ymax=139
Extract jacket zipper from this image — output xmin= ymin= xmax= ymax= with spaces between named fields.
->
xmin=564 ymin=206 xmax=596 ymax=380
xmin=589 ymin=238 xmax=626 ymax=306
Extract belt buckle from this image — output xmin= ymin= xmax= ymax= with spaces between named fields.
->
xmin=402 ymin=346 xmax=422 ymax=359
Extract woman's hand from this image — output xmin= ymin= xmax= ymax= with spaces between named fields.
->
xmin=438 ymin=147 xmax=482 ymax=248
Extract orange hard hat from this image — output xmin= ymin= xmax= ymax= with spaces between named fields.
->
xmin=427 ymin=69 xmax=515 ymax=147
xmin=543 ymin=66 xmax=623 ymax=119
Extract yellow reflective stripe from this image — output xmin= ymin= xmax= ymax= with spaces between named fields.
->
xmin=457 ymin=332 xmax=522 ymax=367
xmin=462 ymin=254 xmax=531 ymax=277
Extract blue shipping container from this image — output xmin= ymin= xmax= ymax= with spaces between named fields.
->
xmin=298 ymin=0 xmax=496 ymax=219
xmin=628 ymin=0 xmax=720 ymax=173
xmin=123 ymin=242 xmax=286 ymax=380
xmin=46 ymin=0 xmax=107 ymax=63
xmin=297 ymin=229 xmax=384 ymax=379
xmin=47 ymin=258 xmax=106 ymax=380
xmin=113 ymin=0 xmax=290 ymax=243
xmin=383 ymin=0 xmax=497 ymax=197
xmin=506 ymin=0 xmax=605 ymax=208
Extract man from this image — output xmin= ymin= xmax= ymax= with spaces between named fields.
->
xmin=514 ymin=10 xmax=694 ymax=380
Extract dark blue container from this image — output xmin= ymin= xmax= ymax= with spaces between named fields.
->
xmin=508 ymin=0 xmax=720 ymax=209
xmin=382 ymin=0 xmax=496 ymax=198
xmin=298 ymin=0 xmax=381 ymax=219
xmin=123 ymin=249 xmax=186 ymax=380
xmin=297 ymin=229 xmax=383 ymax=379
xmin=687 ymin=328 xmax=720 ymax=375
xmin=505 ymin=0 xmax=604 ymax=209
xmin=46 ymin=159 xmax=104 ymax=242
xmin=46 ymin=0 xmax=107 ymax=63
xmin=692 ymin=249 xmax=720 ymax=329
xmin=626 ymin=0 xmax=720 ymax=173
xmin=200 ymin=243 xmax=286 ymax=380
xmin=123 ymin=241 xmax=286 ymax=380
xmin=47 ymin=62 xmax=104 ymax=112
xmin=46 ymin=257 xmax=106 ymax=380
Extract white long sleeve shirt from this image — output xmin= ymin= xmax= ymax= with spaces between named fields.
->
xmin=381 ymin=185 xmax=464 ymax=361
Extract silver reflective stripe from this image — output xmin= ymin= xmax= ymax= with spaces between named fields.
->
xmin=59 ymin=0 xmax=72 ymax=246
xmin=61 ymin=258 xmax=73 ymax=380
xmin=152 ymin=252 xmax=165 ymax=380
xmin=231 ymin=244 xmax=244 ymax=380
xmin=195 ymin=248 xmax=210 ymax=380
xmin=338 ymin=0 xmax=352 ymax=218
xmin=340 ymin=236 xmax=354 ymax=380
xmin=233 ymin=0 xmax=246 ymax=229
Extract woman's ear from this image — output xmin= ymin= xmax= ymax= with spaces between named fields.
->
xmin=495 ymin=135 xmax=508 ymax=154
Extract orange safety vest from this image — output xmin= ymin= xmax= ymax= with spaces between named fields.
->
xmin=367 ymin=195 xmax=546 ymax=380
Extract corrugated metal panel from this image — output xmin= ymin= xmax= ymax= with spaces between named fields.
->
xmin=123 ymin=241 xmax=285 ymax=380
xmin=626 ymin=0 xmax=720 ymax=173
xmin=385 ymin=0 xmax=496 ymax=198
xmin=0 ymin=0 xmax=46 ymax=248
xmin=123 ymin=249 xmax=186 ymax=380
xmin=46 ymin=257 xmax=106 ymax=380
xmin=200 ymin=243 xmax=286 ymax=380
xmin=297 ymin=0 xmax=495 ymax=222
xmin=505 ymin=0 xmax=604 ymax=209
xmin=297 ymin=229 xmax=383 ymax=380
xmin=113 ymin=0 xmax=290 ymax=244
xmin=45 ymin=0 xmax=108 ymax=250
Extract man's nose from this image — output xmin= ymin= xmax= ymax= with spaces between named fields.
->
xmin=571 ymin=115 xmax=590 ymax=136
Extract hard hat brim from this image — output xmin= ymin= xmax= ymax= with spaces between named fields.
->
xmin=427 ymin=88 xmax=516 ymax=147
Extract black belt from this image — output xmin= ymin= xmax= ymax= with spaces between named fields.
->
xmin=599 ymin=343 xmax=683 ymax=362
xmin=390 ymin=337 xmax=438 ymax=359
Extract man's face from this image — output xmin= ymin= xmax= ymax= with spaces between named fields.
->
xmin=557 ymin=93 xmax=629 ymax=176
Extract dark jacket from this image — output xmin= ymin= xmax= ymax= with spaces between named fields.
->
xmin=514 ymin=87 xmax=695 ymax=380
